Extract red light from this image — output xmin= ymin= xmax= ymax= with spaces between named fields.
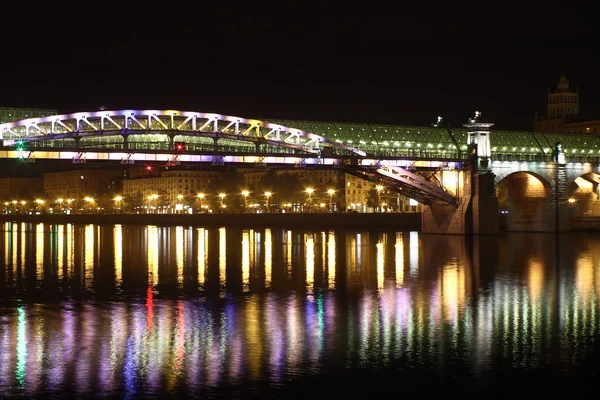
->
xmin=177 ymin=144 xmax=182 ymax=150
xmin=146 ymin=165 xmax=152 ymax=171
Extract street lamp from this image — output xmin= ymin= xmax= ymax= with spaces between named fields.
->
xmin=218 ymin=193 xmax=226 ymax=212
xmin=327 ymin=189 xmax=335 ymax=212
xmin=305 ymin=188 xmax=314 ymax=212
xmin=197 ymin=193 xmax=205 ymax=212
xmin=114 ymin=196 xmax=123 ymax=213
xmin=56 ymin=198 xmax=64 ymax=213
xmin=264 ymin=191 xmax=272 ymax=213
xmin=376 ymin=185 xmax=384 ymax=212
xmin=147 ymin=194 xmax=158 ymax=214
xmin=35 ymin=199 xmax=45 ymax=214
xmin=177 ymin=194 xmax=184 ymax=214
xmin=241 ymin=190 xmax=250 ymax=213
xmin=84 ymin=197 xmax=95 ymax=213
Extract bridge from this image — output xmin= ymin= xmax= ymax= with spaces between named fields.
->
xmin=2 ymin=109 xmax=600 ymax=234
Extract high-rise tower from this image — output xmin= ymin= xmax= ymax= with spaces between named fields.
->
xmin=547 ymin=73 xmax=579 ymax=120
xmin=534 ymin=73 xmax=581 ymax=133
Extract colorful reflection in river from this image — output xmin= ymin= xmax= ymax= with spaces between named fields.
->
xmin=1 ymin=224 xmax=600 ymax=396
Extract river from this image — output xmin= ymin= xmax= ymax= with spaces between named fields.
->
xmin=0 ymin=222 xmax=598 ymax=398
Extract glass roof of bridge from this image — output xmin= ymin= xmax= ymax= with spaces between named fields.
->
xmin=269 ymin=119 xmax=600 ymax=155
xmin=0 ymin=107 xmax=58 ymax=124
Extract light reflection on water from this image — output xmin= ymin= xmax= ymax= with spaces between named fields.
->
xmin=0 ymin=222 xmax=600 ymax=397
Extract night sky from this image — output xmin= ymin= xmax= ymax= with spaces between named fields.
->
xmin=1 ymin=3 xmax=597 ymax=131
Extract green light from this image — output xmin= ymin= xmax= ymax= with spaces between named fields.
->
xmin=16 ymin=305 xmax=27 ymax=387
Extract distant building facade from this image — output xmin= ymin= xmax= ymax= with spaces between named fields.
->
xmin=0 ymin=177 xmax=43 ymax=200
xmin=534 ymin=74 xmax=600 ymax=134
xmin=123 ymin=170 xmax=221 ymax=210
xmin=43 ymin=169 xmax=124 ymax=200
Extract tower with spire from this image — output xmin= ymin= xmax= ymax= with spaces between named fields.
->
xmin=547 ymin=72 xmax=579 ymax=120
xmin=534 ymin=72 xmax=580 ymax=133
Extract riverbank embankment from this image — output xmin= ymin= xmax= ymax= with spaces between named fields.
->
xmin=0 ymin=212 xmax=422 ymax=230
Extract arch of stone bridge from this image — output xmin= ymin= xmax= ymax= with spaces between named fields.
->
xmin=0 ymin=110 xmax=367 ymax=157
xmin=492 ymin=165 xmax=554 ymax=188
xmin=493 ymin=162 xmax=598 ymax=196
xmin=496 ymin=171 xmax=553 ymax=232
xmin=568 ymin=172 xmax=600 ymax=217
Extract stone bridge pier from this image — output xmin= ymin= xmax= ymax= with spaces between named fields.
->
xmin=422 ymin=112 xmax=500 ymax=235
xmin=423 ymin=142 xmax=574 ymax=234
xmin=422 ymin=166 xmax=499 ymax=235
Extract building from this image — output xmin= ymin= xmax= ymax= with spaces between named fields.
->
xmin=238 ymin=168 xmax=267 ymax=190
xmin=43 ymin=169 xmax=124 ymax=200
xmin=534 ymin=74 xmax=600 ymax=134
xmin=0 ymin=177 xmax=43 ymax=200
xmin=123 ymin=169 xmax=221 ymax=211
xmin=345 ymin=173 xmax=423 ymax=213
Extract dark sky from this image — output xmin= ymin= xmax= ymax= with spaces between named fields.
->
xmin=1 ymin=2 xmax=597 ymax=131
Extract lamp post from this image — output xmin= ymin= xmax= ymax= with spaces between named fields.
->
xmin=376 ymin=185 xmax=384 ymax=212
xmin=264 ymin=191 xmax=272 ymax=213
xmin=242 ymin=190 xmax=250 ymax=213
xmin=84 ymin=197 xmax=95 ymax=213
xmin=218 ymin=193 xmax=226 ymax=212
xmin=147 ymin=194 xmax=158 ymax=214
xmin=56 ymin=198 xmax=64 ymax=214
xmin=35 ymin=199 xmax=45 ymax=214
xmin=197 ymin=193 xmax=205 ymax=213
xmin=305 ymin=188 xmax=314 ymax=213
xmin=177 ymin=194 xmax=184 ymax=214
xmin=114 ymin=196 xmax=123 ymax=214
xmin=327 ymin=189 xmax=335 ymax=212
xmin=66 ymin=199 xmax=74 ymax=214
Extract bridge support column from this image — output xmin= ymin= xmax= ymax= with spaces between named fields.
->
xmin=213 ymin=138 xmax=219 ymax=151
xmin=552 ymin=147 xmax=570 ymax=232
xmin=122 ymin=134 xmax=129 ymax=150
xmin=422 ymin=166 xmax=499 ymax=235
xmin=255 ymin=143 xmax=261 ymax=153
xmin=167 ymin=133 xmax=175 ymax=151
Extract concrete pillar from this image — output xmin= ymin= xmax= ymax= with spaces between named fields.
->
xmin=213 ymin=137 xmax=219 ymax=151
xmin=553 ymin=145 xmax=570 ymax=232
xmin=421 ymin=112 xmax=500 ymax=235
xmin=422 ymin=165 xmax=499 ymax=235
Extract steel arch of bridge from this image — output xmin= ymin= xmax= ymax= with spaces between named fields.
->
xmin=0 ymin=110 xmax=367 ymax=157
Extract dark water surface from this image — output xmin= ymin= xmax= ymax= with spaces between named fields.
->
xmin=0 ymin=222 xmax=599 ymax=398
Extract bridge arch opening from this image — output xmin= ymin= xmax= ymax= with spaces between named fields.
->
xmin=568 ymin=173 xmax=600 ymax=217
xmin=496 ymin=171 xmax=552 ymax=231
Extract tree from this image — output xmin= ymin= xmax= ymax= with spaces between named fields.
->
xmin=208 ymin=169 xmax=245 ymax=211
xmin=365 ymin=188 xmax=379 ymax=211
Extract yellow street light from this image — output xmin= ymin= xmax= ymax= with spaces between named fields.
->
xmin=197 ymin=193 xmax=205 ymax=212
xmin=84 ymin=197 xmax=95 ymax=213
xmin=376 ymin=185 xmax=384 ymax=212
xmin=264 ymin=191 xmax=272 ymax=213
xmin=147 ymin=194 xmax=158 ymax=213
xmin=327 ymin=189 xmax=335 ymax=212
xmin=305 ymin=188 xmax=314 ymax=212
xmin=241 ymin=190 xmax=250 ymax=212
xmin=114 ymin=196 xmax=123 ymax=213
